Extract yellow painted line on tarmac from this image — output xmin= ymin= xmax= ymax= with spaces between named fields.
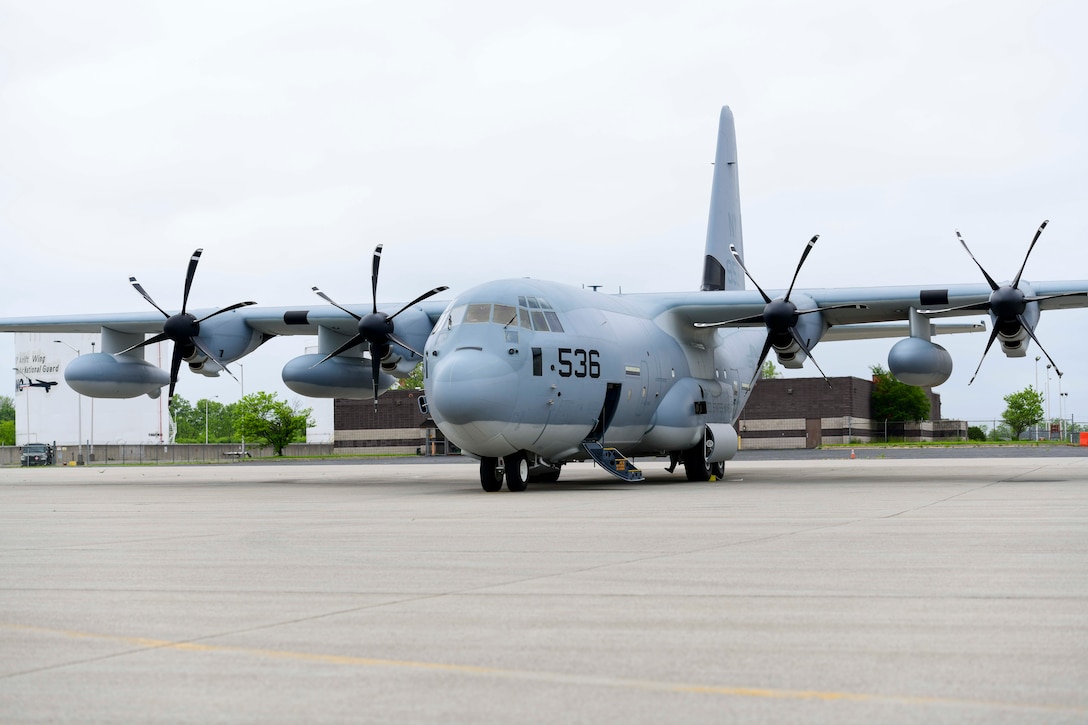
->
xmin=4 ymin=622 xmax=1083 ymax=716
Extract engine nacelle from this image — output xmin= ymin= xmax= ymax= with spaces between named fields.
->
xmin=772 ymin=294 xmax=826 ymax=369
xmin=65 ymin=353 xmax=169 ymax=399
xmin=704 ymin=422 xmax=738 ymax=463
xmin=888 ymin=337 xmax=953 ymax=387
xmin=282 ymin=354 xmax=396 ymax=399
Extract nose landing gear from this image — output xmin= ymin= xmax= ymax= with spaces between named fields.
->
xmin=478 ymin=452 xmax=531 ymax=492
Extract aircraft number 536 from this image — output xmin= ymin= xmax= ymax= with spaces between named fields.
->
xmin=557 ymin=348 xmax=601 ymax=379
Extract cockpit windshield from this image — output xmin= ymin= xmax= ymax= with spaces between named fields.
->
xmin=440 ymin=296 xmax=565 ymax=333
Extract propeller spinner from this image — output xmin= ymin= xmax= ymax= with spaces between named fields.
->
xmin=123 ymin=249 xmax=256 ymax=400
xmin=311 ymin=245 xmax=448 ymax=404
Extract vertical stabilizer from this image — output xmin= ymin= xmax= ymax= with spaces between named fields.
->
xmin=701 ymin=106 xmax=744 ymax=291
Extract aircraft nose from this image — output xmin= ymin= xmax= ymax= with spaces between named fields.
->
xmin=427 ymin=349 xmax=519 ymax=427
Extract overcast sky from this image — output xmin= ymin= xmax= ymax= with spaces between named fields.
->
xmin=2 ymin=0 xmax=1086 ymax=423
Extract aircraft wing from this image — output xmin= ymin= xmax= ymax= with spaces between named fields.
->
xmin=659 ymin=280 xmax=1088 ymax=329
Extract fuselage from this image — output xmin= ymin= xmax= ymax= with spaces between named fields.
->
xmin=423 ymin=278 xmax=762 ymax=463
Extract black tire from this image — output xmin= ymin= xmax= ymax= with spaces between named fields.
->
xmin=504 ymin=452 xmax=529 ymax=492
xmin=480 ymin=457 xmax=504 ymax=492
xmin=710 ymin=462 xmax=725 ymax=480
xmin=682 ymin=445 xmax=711 ymax=482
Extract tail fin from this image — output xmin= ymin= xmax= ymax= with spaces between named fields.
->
xmin=701 ymin=106 xmax=745 ymax=291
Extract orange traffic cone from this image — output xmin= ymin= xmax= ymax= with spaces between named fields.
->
xmin=850 ymin=448 xmax=856 ymax=459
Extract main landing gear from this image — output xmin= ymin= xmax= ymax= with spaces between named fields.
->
xmin=673 ymin=443 xmax=725 ymax=482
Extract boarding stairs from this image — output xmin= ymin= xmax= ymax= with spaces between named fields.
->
xmin=582 ymin=440 xmax=644 ymax=482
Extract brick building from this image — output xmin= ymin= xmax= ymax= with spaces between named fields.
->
xmin=738 ymin=376 xmax=964 ymax=448
xmin=333 ymin=390 xmax=444 ymax=455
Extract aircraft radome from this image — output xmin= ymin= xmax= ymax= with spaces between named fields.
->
xmin=2 ymin=107 xmax=1087 ymax=491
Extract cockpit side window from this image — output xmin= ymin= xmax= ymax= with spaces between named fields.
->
xmin=448 ymin=305 xmax=467 ymax=329
xmin=517 ymin=296 xmax=564 ymax=332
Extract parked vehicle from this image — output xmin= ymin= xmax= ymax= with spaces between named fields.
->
xmin=20 ymin=443 xmax=54 ymax=466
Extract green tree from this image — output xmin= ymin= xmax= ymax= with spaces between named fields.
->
xmin=169 ymin=396 xmax=203 ymax=442
xmin=870 ymin=365 xmax=930 ymax=422
xmin=1001 ymin=387 xmax=1044 ymax=440
xmin=392 ymin=361 xmax=424 ymax=390
xmin=235 ymin=392 xmax=313 ymax=456
xmin=0 ymin=395 xmax=14 ymax=422
xmin=760 ymin=360 xmax=780 ymax=380
xmin=0 ymin=395 xmax=14 ymax=445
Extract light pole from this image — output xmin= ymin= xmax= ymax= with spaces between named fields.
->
xmin=205 ymin=396 xmax=219 ymax=445
xmin=53 ymin=341 xmax=83 ymax=465
xmin=1060 ymin=390 xmax=1068 ymax=441
xmin=238 ymin=364 xmax=245 ymax=457
xmin=1034 ymin=356 xmax=1042 ymax=440
xmin=1046 ymin=364 xmax=1052 ymax=439
xmin=90 ymin=341 xmax=95 ymax=462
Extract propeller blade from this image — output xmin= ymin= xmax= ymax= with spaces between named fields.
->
xmin=694 ymin=314 xmax=765 ymax=328
xmin=1012 ymin=220 xmax=1048 ymax=289
xmin=1016 ymin=313 xmax=1063 ymax=378
xmin=167 ymin=346 xmax=184 ymax=400
xmin=955 ymin=230 xmax=999 ymax=292
xmin=387 ymin=332 xmax=423 ymax=358
xmin=310 ymin=334 xmax=367 ymax=368
xmin=1023 ymin=291 xmax=1088 ymax=305
xmin=917 ymin=301 xmax=992 ymax=315
xmin=789 ymin=327 xmax=831 ymax=388
xmin=195 ymin=300 xmax=257 ymax=324
xmin=729 ymin=245 xmax=772 ymax=304
xmin=785 ymin=235 xmax=818 ymax=301
xmin=371 ymin=354 xmax=381 ymax=409
xmin=312 ymin=287 xmax=362 ymax=320
xmin=371 ymin=245 xmax=383 ymax=315
xmin=130 ymin=277 xmax=170 ymax=318
xmin=181 ymin=249 xmax=203 ymax=315
xmin=796 ymin=303 xmax=868 ymax=316
xmin=389 ymin=286 xmax=450 ymax=321
xmin=191 ymin=335 xmax=240 ymax=384
xmin=967 ymin=326 xmax=1002 ymax=385
xmin=746 ymin=335 xmax=775 ymax=390
xmin=117 ymin=331 xmax=171 ymax=356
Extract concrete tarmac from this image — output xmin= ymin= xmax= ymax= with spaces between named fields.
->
xmin=1 ymin=456 xmax=1086 ymax=723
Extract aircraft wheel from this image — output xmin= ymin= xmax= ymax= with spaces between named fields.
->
xmin=710 ymin=462 xmax=725 ymax=480
xmin=682 ymin=445 xmax=711 ymax=482
xmin=504 ymin=452 xmax=529 ymax=492
xmin=480 ymin=457 xmax=504 ymax=492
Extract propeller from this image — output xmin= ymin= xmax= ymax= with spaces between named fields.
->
xmin=921 ymin=221 xmax=1085 ymax=384
xmin=122 ymin=249 xmax=256 ymax=400
xmin=697 ymin=235 xmax=865 ymax=388
xmin=311 ymin=244 xmax=448 ymax=404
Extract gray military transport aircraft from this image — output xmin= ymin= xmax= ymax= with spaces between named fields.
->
xmin=2 ymin=107 xmax=1087 ymax=491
